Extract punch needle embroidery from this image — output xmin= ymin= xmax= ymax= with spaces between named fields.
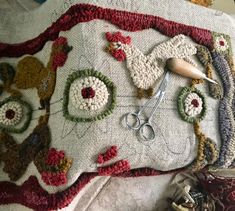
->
xmin=178 ymin=86 xmax=206 ymax=123
xmin=212 ymin=32 xmax=232 ymax=55
xmin=0 ymin=114 xmax=72 ymax=185
xmin=196 ymin=45 xmax=223 ymax=99
xmin=105 ymin=32 xmax=197 ymax=98
xmin=0 ymin=97 xmax=32 ymax=133
xmin=34 ymin=148 xmax=72 ymax=186
xmin=70 ymin=76 xmax=109 ymax=111
xmin=96 ymin=146 xmax=130 ymax=176
xmin=0 ymin=116 xmax=50 ymax=181
xmin=0 ymin=3 xmax=234 ymax=210
xmin=96 ymin=145 xmax=118 ymax=164
xmin=0 ymin=63 xmax=21 ymax=97
xmin=14 ymin=37 xmax=72 ymax=112
xmin=63 ymin=69 xmax=116 ymax=122
xmin=177 ymin=86 xmax=218 ymax=171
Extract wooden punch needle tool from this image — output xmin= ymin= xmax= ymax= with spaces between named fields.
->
xmin=166 ymin=58 xmax=217 ymax=84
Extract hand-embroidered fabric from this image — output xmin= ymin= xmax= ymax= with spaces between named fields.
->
xmin=15 ymin=37 xmax=72 ymax=112
xmin=106 ymin=32 xmax=197 ymax=98
xmin=0 ymin=101 xmax=23 ymax=126
xmin=177 ymin=86 xmax=206 ymax=123
xmin=0 ymin=97 xmax=32 ymax=133
xmin=0 ymin=0 xmax=234 ymax=210
xmin=70 ymin=76 xmax=109 ymax=111
xmin=63 ymin=69 xmax=116 ymax=122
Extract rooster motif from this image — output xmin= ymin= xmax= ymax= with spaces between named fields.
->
xmin=14 ymin=37 xmax=72 ymax=112
xmin=106 ymin=32 xmax=197 ymax=98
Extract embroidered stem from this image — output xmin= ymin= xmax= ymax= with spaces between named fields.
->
xmin=192 ymin=121 xmax=218 ymax=171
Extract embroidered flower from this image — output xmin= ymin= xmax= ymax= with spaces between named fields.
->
xmin=0 ymin=97 xmax=32 ymax=133
xmin=214 ymin=35 xmax=229 ymax=52
xmin=63 ymin=69 xmax=116 ymax=122
xmin=0 ymin=102 xmax=22 ymax=126
xmin=45 ymin=148 xmax=65 ymax=166
xmin=178 ymin=87 xmax=206 ymax=123
xmin=41 ymin=171 xmax=67 ymax=186
xmin=70 ymin=76 xmax=109 ymax=111
xmin=184 ymin=93 xmax=203 ymax=117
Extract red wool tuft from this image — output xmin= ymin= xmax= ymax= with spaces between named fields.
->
xmin=81 ymin=87 xmax=95 ymax=99
xmin=111 ymin=49 xmax=126 ymax=62
xmin=46 ymin=148 xmax=65 ymax=166
xmin=60 ymin=15 xmax=72 ymax=24
xmin=52 ymin=52 xmax=68 ymax=71
xmin=106 ymin=32 xmax=131 ymax=44
xmin=41 ymin=171 xmax=67 ymax=186
xmin=98 ymin=160 xmax=130 ymax=176
xmin=53 ymin=37 xmax=68 ymax=47
xmin=97 ymin=146 xmax=118 ymax=164
xmin=191 ymin=99 xmax=199 ymax=107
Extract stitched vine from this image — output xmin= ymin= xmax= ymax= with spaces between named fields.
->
xmin=177 ymin=83 xmax=218 ymax=170
xmin=211 ymin=52 xmax=235 ymax=168
xmin=196 ymin=45 xmax=223 ymax=99
xmin=192 ymin=121 xmax=219 ymax=171
xmin=63 ymin=69 xmax=117 ymax=122
xmin=0 ymin=96 xmax=32 ymax=133
xmin=106 ymin=32 xmax=197 ymax=98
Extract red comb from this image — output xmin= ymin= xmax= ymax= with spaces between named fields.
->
xmin=106 ymin=32 xmax=131 ymax=44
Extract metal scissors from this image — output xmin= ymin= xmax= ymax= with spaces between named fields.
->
xmin=125 ymin=71 xmax=170 ymax=141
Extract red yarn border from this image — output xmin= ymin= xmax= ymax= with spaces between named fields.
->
xmin=0 ymin=3 xmax=213 ymax=58
xmin=0 ymin=3 xmax=214 ymax=210
xmin=0 ymin=168 xmax=184 ymax=210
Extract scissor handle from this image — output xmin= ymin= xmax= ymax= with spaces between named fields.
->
xmin=125 ymin=112 xmax=141 ymax=130
xmin=139 ymin=122 xmax=155 ymax=141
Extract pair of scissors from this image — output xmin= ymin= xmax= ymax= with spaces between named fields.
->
xmin=125 ymin=71 xmax=170 ymax=141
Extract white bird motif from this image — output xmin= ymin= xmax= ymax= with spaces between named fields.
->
xmin=106 ymin=32 xmax=197 ymax=98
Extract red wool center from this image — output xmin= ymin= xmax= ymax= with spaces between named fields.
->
xmin=5 ymin=109 xmax=15 ymax=120
xmin=81 ymin=87 xmax=95 ymax=99
xmin=219 ymin=40 xmax=225 ymax=46
xmin=191 ymin=99 xmax=199 ymax=107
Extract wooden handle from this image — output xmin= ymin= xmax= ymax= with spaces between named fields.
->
xmin=166 ymin=58 xmax=206 ymax=80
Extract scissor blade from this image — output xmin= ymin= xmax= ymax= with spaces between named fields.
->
xmin=158 ymin=71 xmax=170 ymax=92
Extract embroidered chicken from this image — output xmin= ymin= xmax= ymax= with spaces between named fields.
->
xmin=14 ymin=37 xmax=72 ymax=112
xmin=105 ymin=32 xmax=197 ymax=98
